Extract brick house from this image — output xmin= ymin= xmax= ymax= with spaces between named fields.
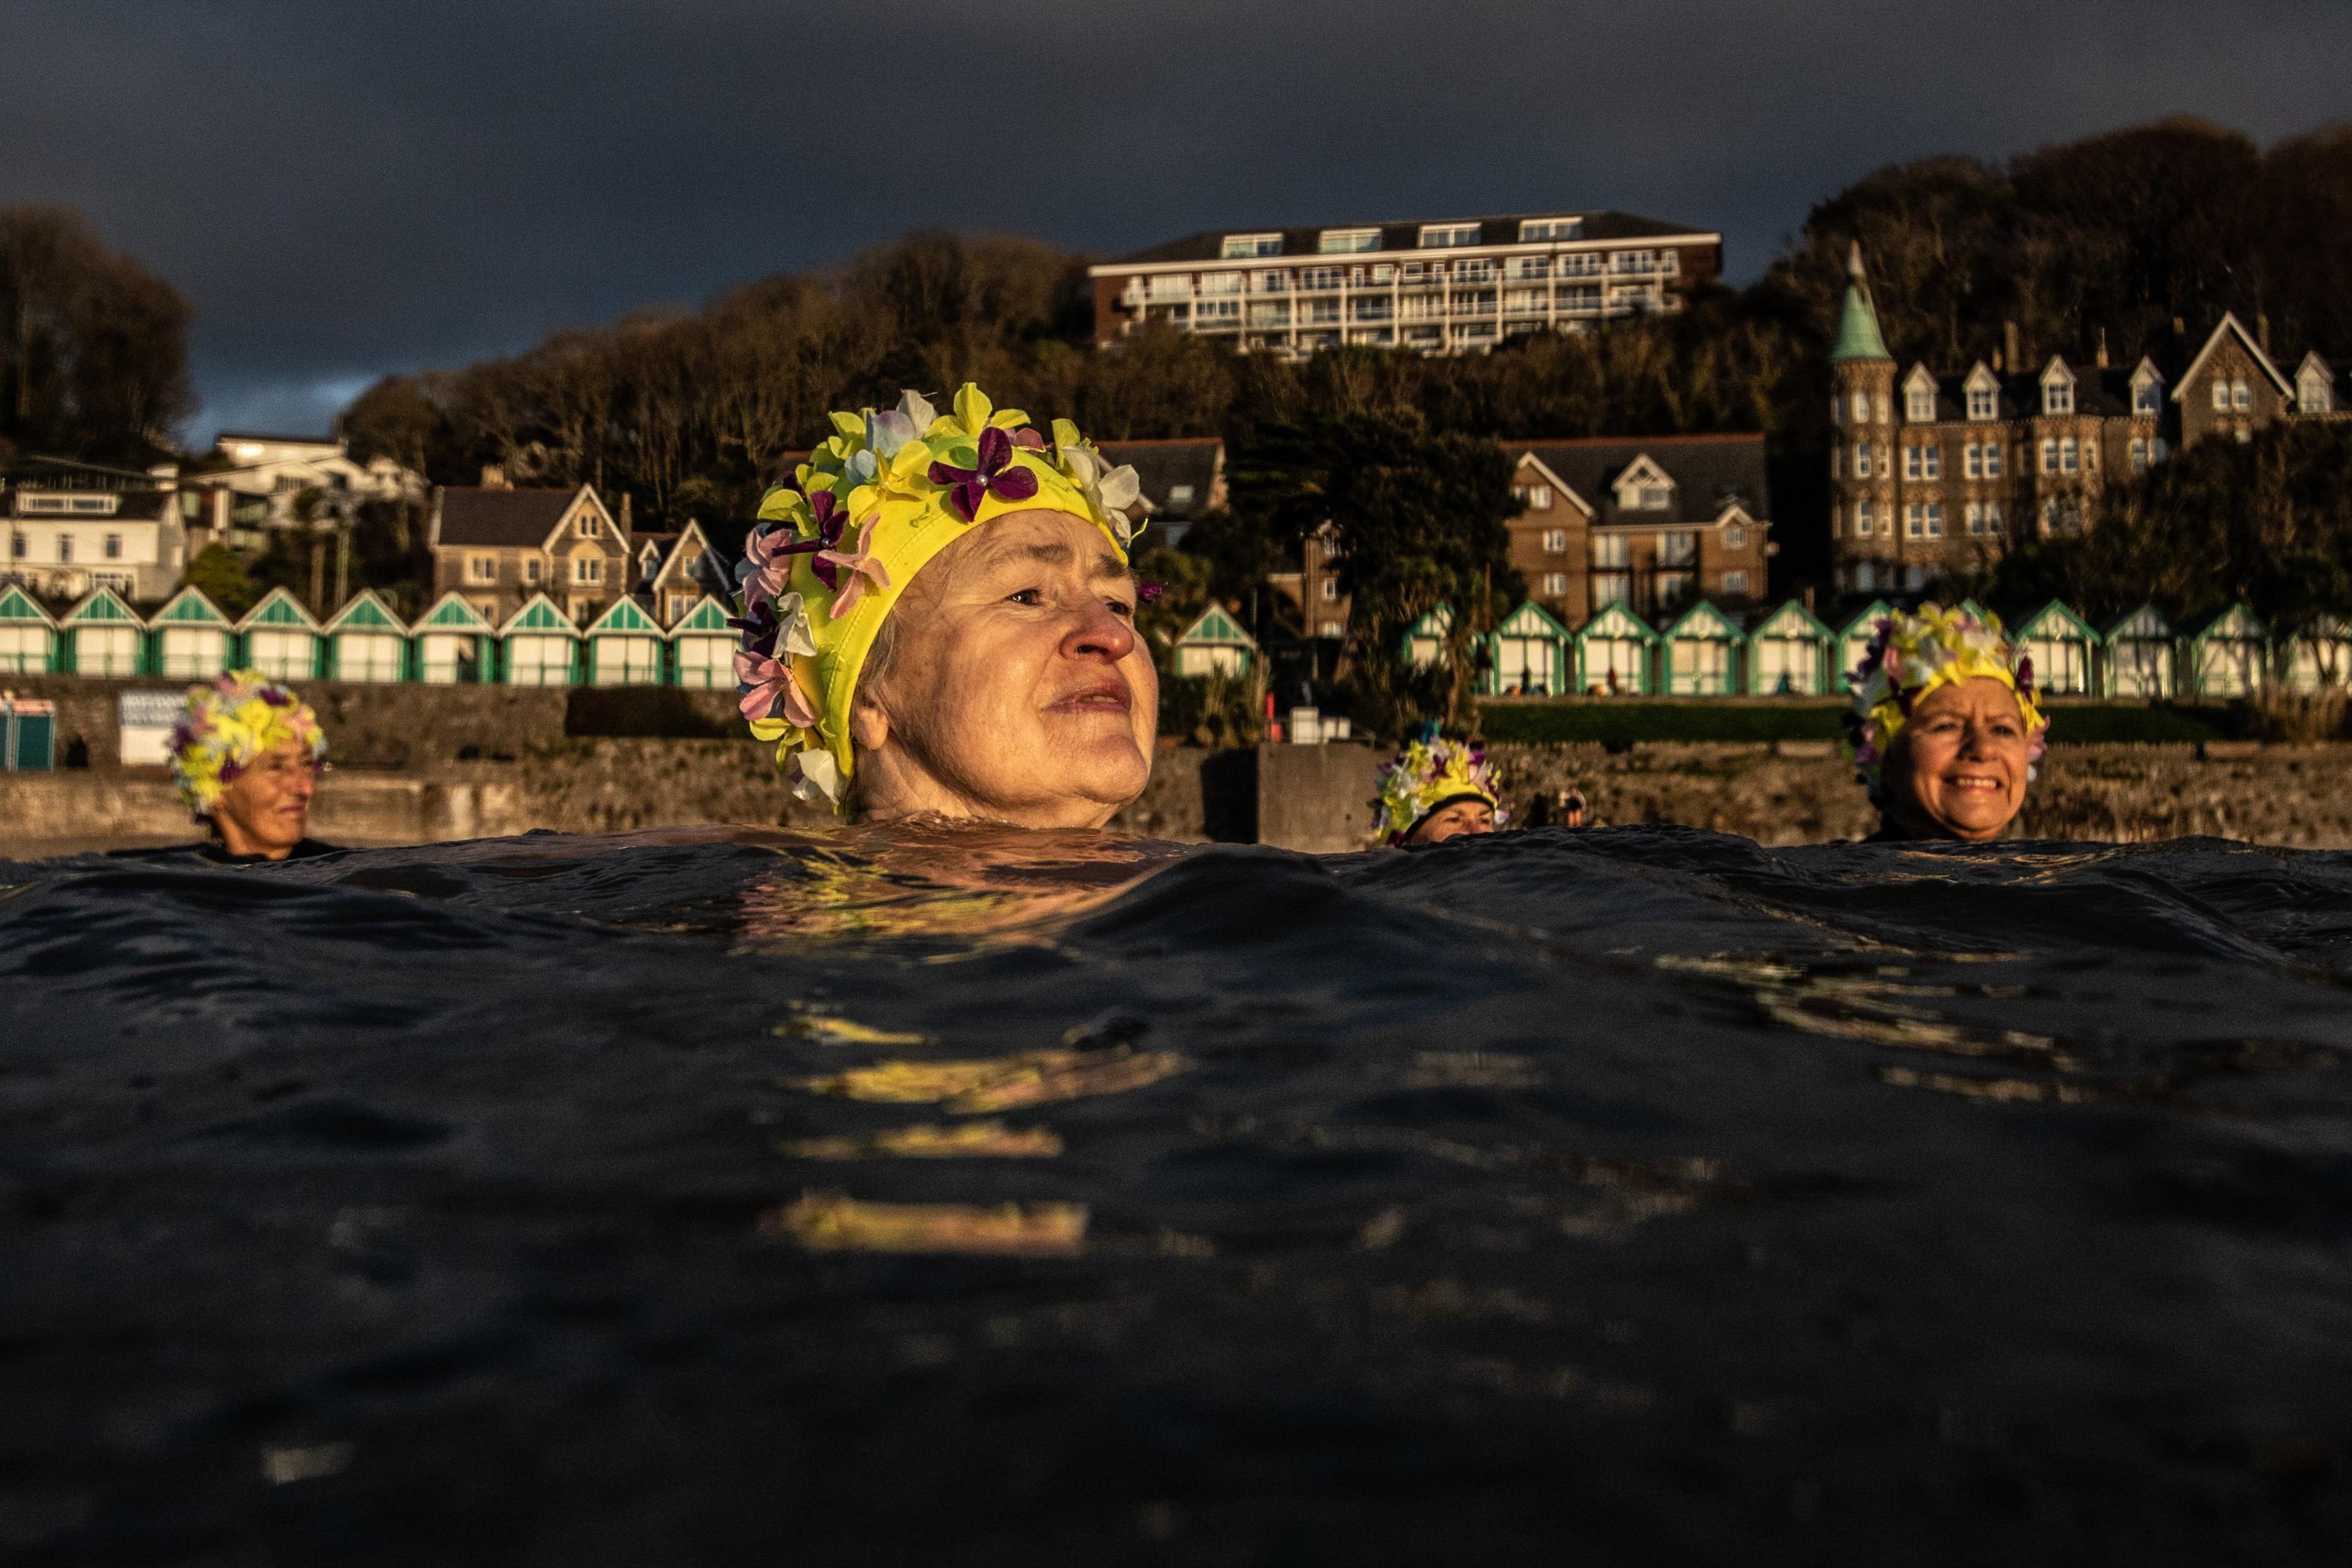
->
xmin=1099 ymin=438 xmax=1226 ymax=548
xmin=428 ymin=483 xmax=629 ymax=625
xmin=1505 ymin=437 xmax=1773 ymax=624
xmin=1828 ymin=247 xmax=2347 ymax=595
xmin=1088 ymin=209 xmax=1721 ymax=357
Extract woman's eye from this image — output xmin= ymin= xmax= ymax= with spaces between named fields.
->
xmin=1006 ymin=588 xmax=1044 ymax=606
xmin=1105 ymin=598 xmax=1134 ymax=619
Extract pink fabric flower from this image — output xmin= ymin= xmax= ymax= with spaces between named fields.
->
xmin=734 ymin=649 xmax=817 ymax=728
xmin=818 ymin=513 xmax=892 ymax=618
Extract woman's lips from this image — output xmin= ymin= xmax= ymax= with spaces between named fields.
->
xmin=1046 ymin=675 xmax=1132 ymax=715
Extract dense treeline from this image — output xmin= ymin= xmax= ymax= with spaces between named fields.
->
xmin=0 ymin=205 xmax=196 ymax=469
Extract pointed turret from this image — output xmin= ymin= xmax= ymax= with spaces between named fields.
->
xmin=1830 ymin=242 xmax=1893 ymax=364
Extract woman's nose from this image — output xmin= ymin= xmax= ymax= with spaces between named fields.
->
xmin=1063 ymin=598 xmax=1136 ymax=663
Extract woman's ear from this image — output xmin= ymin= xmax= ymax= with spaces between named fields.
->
xmin=849 ymin=689 xmax=890 ymax=753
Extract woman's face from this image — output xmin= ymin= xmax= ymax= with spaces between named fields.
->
xmin=211 ymin=737 xmax=318 ymax=858
xmin=1406 ymin=799 xmax=1496 ymax=845
xmin=851 ymin=509 xmax=1158 ymax=829
xmin=1883 ymin=676 xmax=2033 ymax=842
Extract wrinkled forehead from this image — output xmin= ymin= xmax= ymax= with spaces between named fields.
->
xmin=1914 ymin=673 xmax=2026 ymax=718
xmin=945 ymin=510 xmax=1131 ymax=585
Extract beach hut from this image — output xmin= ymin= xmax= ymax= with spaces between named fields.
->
xmin=585 ymin=596 xmax=665 ymax=685
xmin=1483 ymin=601 xmax=1570 ymax=696
xmin=2011 ymin=601 xmax=2099 ymax=697
xmin=668 ymin=596 xmax=737 ymax=689
xmin=324 ymin=590 xmax=411 ymax=682
xmin=1834 ymin=600 xmax=1893 ymax=692
xmin=59 ymin=587 xmax=145 ymax=676
xmin=0 ymin=583 xmax=58 ymax=674
xmin=2102 ymin=604 xmax=2176 ymax=699
xmin=1746 ymin=600 xmax=1834 ymax=696
xmin=150 ymin=587 xmax=235 ymax=679
xmin=236 ymin=587 xmax=323 ymax=682
xmin=1662 ymin=601 xmax=1744 ymax=696
xmin=1173 ymin=603 xmax=1258 ymax=679
xmin=2184 ymin=603 xmax=2268 ymax=699
xmin=2280 ymin=614 xmax=2352 ymax=692
xmin=499 ymin=595 xmax=581 ymax=687
xmin=413 ymin=592 xmax=496 ymax=684
xmin=1401 ymin=606 xmax=1451 ymax=671
xmin=1575 ymin=603 xmax=1657 ymax=695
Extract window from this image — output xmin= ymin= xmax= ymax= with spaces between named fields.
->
xmin=1905 ymin=503 xmax=1924 ymax=539
xmin=1196 ymin=298 xmax=1241 ymax=325
xmin=1725 ymin=525 xmax=1746 ymax=549
xmin=1542 ymin=529 xmax=1568 ymax=552
xmin=1965 ymin=443 xmax=1983 ymax=480
xmin=1251 ymin=270 xmax=1290 ymax=295
xmin=1592 ymin=575 xmax=1630 ymax=608
xmin=2302 ymin=374 xmax=2333 ymax=415
xmin=468 ymin=554 xmax=497 ymax=583
xmin=2060 ymin=437 xmax=2079 ymax=474
xmin=1830 ymin=394 xmax=1843 ymax=427
xmin=1542 ymin=572 xmax=1569 ymax=597
xmin=1299 ymin=266 xmax=1343 ymax=292
xmin=1722 ymin=570 xmax=1749 ymax=595
xmin=1526 ymin=484 xmax=1553 ymax=510
xmin=1592 ymin=534 xmax=1630 ymax=568
xmin=1221 ymin=233 xmax=1282 ymax=259
xmin=524 ymin=556 xmax=542 ymax=584
xmin=1856 ymin=500 xmax=1877 ymax=537
xmin=2211 ymin=380 xmax=2231 ymax=410
xmin=573 ymin=556 xmax=602 ymax=585
xmin=1854 ymin=442 xmax=1873 ymax=478
xmin=1611 ymin=250 xmax=1659 ymax=274
xmin=1907 ymin=388 xmax=1936 ymax=423
xmin=1660 ymin=530 xmax=1697 ymax=566
xmin=104 ymin=532 xmax=121 ymax=559
xmin=1831 ymin=445 xmax=1843 ymax=479
xmin=55 ymin=533 xmax=70 ymax=564
xmin=1198 ymin=271 xmax=1243 ymax=296
xmin=1147 ymin=274 xmax=1193 ymax=301
xmin=2044 ymin=379 xmax=2074 ymax=415
xmin=1634 ymin=484 xmax=1672 ymax=510
xmin=1966 ymin=502 xmax=1985 ymax=535
xmin=575 ymin=514 xmax=598 ymax=538
xmin=2041 ymin=439 xmax=2059 ymax=474
xmin=2129 ymin=438 xmax=2149 ymax=473
xmin=1925 ymin=502 xmax=1943 ymax=538
xmin=1905 ymin=445 xmax=1922 ymax=481
xmin=2135 ymin=380 xmax=2162 ymax=416
xmin=1319 ymin=578 xmax=1338 ymax=601
xmin=1852 ymin=391 xmax=1872 ymax=424
xmin=2232 ymin=379 xmax=2252 ymax=411
xmin=2152 ymin=437 xmax=2169 ymax=464
xmin=1167 ymin=484 xmax=1195 ymax=508
xmin=1504 ymin=256 xmax=1550 ymax=282
xmin=1519 ymin=218 xmax=1582 ymax=242
xmin=1877 ymin=393 xmax=1891 ymax=423
xmin=1967 ymin=384 xmax=1997 ymax=420
xmin=8 ymin=530 xmax=21 ymax=559
xmin=92 ymin=571 xmax=132 ymax=595
xmin=1922 ymin=445 xmax=1941 ymax=479
xmin=1319 ymin=228 xmax=1380 ymax=254
xmin=1319 ymin=620 xmax=1344 ymax=639
xmin=1985 ymin=443 xmax=2004 ymax=478
xmin=1419 ymin=223 xmax=1481 ymax=249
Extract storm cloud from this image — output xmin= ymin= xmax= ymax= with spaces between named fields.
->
xmin=4 ymin=0 xmax=2348 ymax=439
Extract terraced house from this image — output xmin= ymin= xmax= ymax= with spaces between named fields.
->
xmin=1828 ymin=246 xmax=2349 ymax=595
xmin=428 ymin=482 xmax=631 ymax=625
xmin=1090 ymin=209 xmax=1720 ymax=357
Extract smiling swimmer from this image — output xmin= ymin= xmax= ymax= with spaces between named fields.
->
xmin=732 ymin=384 xmax=1158 ymax=829
xmin=1373 ymin=730 xmax=1507 ymax=847
xmin=1845 ymin=603 xmax=2051 ymax=843
xmin=157 ymin=669 xmax=337 ymax=863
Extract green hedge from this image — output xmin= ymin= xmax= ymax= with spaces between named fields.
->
xmin=1475 ymin=700 xmax=2241 ymax=746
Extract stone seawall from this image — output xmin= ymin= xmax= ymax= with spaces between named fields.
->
xmin=7 ymin=739 xmax=2351 ymax=855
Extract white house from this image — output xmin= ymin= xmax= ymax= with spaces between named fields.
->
xmin=194 ymin=431 xmax=426 ymax=533
xmin=4 ymin=486 xmax=187 ymax=603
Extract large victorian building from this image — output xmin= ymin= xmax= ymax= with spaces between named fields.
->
xmin=1828 ymin=246 xmax=2346 ymax=595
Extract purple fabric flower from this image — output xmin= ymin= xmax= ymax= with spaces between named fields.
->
xmin=1137 ymin=581 xmax=1166 ymax=606
xmin=929 ymin=426 xmax=1041 ymax=522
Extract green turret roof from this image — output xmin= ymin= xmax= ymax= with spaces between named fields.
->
xmin=1830 ymin=244 xmax=1893 ymax=364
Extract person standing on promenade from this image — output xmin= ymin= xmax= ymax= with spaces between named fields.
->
xmin=1845 ymin=604 xmax=2049 ymax=843
xmin=1371 ymin=729 xmax=1506 ymax=846
xmin=124 ymin=669 xmax=339 ymax=864
xmin=731 ymin=383 xmax=1157 ymax=830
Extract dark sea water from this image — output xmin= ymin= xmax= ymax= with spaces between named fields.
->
xmin=5 ymin=824 xmax=2352 ymax=1566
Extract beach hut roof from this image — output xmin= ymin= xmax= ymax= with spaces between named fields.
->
xmin=499 ymin=593 xmax=582 ymax=637
xmin=322 ymin=588 xmax=409 ymax=634
xmin=2186 ymin=602 xmax=2269 ymax=644
xmin=1177 ymin=603 xmax=1257 ymax=648
xmin=2105 ymin=602 xmax=2174 ymax=641
xmin=1747 ymin=598 xmax=1833 ymax=640
xmin=151 ymin=586 xmax=232 ymax=627
xmin=1494 ymin=600 xmax=1573 ymax=640
xmin=1577 ymin=602 xmax=1658 ymax=643
xmin=584 ymin=596 xmax=660 ymax=636
xmin=1834 ymin=598 xmax=1893 ymax=641
xmin=668 ymin=595 xmax=734 ymax=635
xmin=1662 ymin=599 xmax=1742 ymax=639
xmin=235 ymin=585 xmax=322 ymax=633
xmin=415 ymin=591 xmax=497 ymax=633
xmin=61 ymin=585 xmax=143 ymax=626
xmin=0 ymin=582 xmax=58 ymax=627
xmin=2012 ymin=600 xmax=2101 ymax=643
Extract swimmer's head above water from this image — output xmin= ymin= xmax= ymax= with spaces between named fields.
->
xmin=167 ymin=669 xmax=327 ymax=858
xmin=1846 ymin=603 xmax=2049 ymax=843
xmin=733 ymin=385 xmax=1157 ymax=829
xmin=1373 ymin=731 xmax=1506 ymax=846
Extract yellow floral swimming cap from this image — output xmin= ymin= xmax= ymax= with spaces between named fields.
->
xmin=1845 ymin=603 xmax=2049 ymax=802
xmin=167 ymin=668 xmax=326 ymax=820
xmin=732 ymin=383 xmax=1144 ymax=813
xmin=1371 ymin=733 xmax=1506 ymax=845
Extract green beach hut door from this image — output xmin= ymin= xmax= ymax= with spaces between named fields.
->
xmin=1578 ymin=604 xmax=1653 ymax=696
xmin=63 ymin=589 xmax=143 ymax=676
xmin=152 ymin=589 xmax=233 ymax=679
xmin=0 ymin=584 xmax=57 ymax=673
xmin=669 ymin=597 xmax=736 ymax=688
xmin=1490 ymin=603 xmax=1567 ymax=696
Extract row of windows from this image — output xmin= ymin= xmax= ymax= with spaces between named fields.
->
xmin=466 ymin=553 xmax=605 ymax=585
xmin=13 ymin=494 xmax=119 ymax=515
xmin=1842 ymin=500 xmax=2006 ymax=538
xmin=1842 ymin=379 xmax=2165 ymax=425
xmin=10 ymin=531 xmax=126 ymax=561
xmin=1150 ymin=250 xmax=1676 ymax=298
xmin=1216 ymin=218 xmax=1596 ymax=260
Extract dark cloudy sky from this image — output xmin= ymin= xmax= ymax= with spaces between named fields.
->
xmin=6 ymin=0 xmax=2348 ymax=442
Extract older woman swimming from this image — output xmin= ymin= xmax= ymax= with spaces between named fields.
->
xmin=733 ymin=384 xmax=1156 ymax=828
xmin=1372 ymin=731 xmax=1506 ymax=846
xmin=1846 ymin=604 xmax=2050 ymax=843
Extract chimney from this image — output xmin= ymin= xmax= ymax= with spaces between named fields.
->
xmin=2096 ymin=330 xmax=2110 ymax=371
xmin=2003 ymin=321 xmax=2022 ymax=375
xmin=620 ymin=492 xmax=633 ymax=535
xmin=148 ymin=462 xmax=180 ymax=489
xmin=2173 ymin=315 xmax=2187 ymax=339
xmin=1802 ymin=585 xmax=1816 ymax=612
xmin=2258 ymin=314 xmax=2273 ymax=355
xmin=480 ymin=463 xmax=510 ymax=489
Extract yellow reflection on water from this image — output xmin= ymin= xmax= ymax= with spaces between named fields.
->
xmin=779 ymin=1121 xmax=1065 ymax=1159
xmin=763 ymin=1193 xmax=1088 ymax=1255
xmin=794 ymin=1046 xmax=1189 ymax=1114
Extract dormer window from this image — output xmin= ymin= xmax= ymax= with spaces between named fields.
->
xmin=2043 ymin=380 xmax=2073 ymax=415
xmin=1317 ymin=228 xmax=1380 ymax=255
xmin=1419 ymin=223 xmax=1481 ymax=249
xmin=2304 ymin=371 xmax=2334 ymax=415
xmin=1221 ymin=233 xmax=1283 ymax=260
xmin=1964 ymin=365 xmax=2000 ymax=421
xmin=2131 ymin=363 xmax=2165 ymax=417
xmin=1907 ymin=388 xmax=1935 ymax=422
xmin=1518 ymin=218 xmax=1581 ymax=243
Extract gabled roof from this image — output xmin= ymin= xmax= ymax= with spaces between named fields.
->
xmin=151 ymin=586 xmax=231 ymax=626
xmin=1504 ymin=435 xmax=1768 ymax=527
xmin=323 ymin=588 xmax=408 ymax=634
xmin=236 ymin=586 xmax=322 ymax=633
xmin=2285 ymin=612 xmax=2352 ymax=641
xmin=1749 ymin=599 xmax=1833 ymax=640
xmin=1406 ymin=605 xmax=1453 ymax=636
xmin=1099 ymin=439 xmax=1223 ymax=521
xmin=2188 ymin=602 xmax=2268 ymax=643
xmin=1177 ymin=603 xmax=1257 ymax=647
xmin=1578 ymin=602 xmax=1658 ymax=641
xmin=669 ymin=595 xmax=734 ymax=634
xmin=648 ymin=521 xmax=713 ymax=592
xmin=415 ymin=590 xmax=497 ymax=632
xmin=586 ymin=596 xmax=661 ymax=636
xmin=1663 ymin=600 xmax=1742 ymax=638
xmin=1101 ymin=209 xmax=1712 ymax=268
xmin=1510 ymin=452 xmax=1596 ymax=516
xmin=436 ymin=484 xmax=601 ymax=549
xmin=500 ymin=593 xmax=582 ymax=636
xmin=0 ymin=583 xmax=57 ymax=626
xmin=2105 ymin=603 xmax=2174 ymax=639
xmin=1835 ymin=599 xmax=1894 ymax=640
xmin=61 ymin=585 xmax=142 ymax=625
xmin=1494 ymin=600 xmax=1572 ymax=639
xmin=2013 ymin=600 xmax=2100 ymax=643
xmin=2172 ymin=314 xmax=2293 ymax=402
